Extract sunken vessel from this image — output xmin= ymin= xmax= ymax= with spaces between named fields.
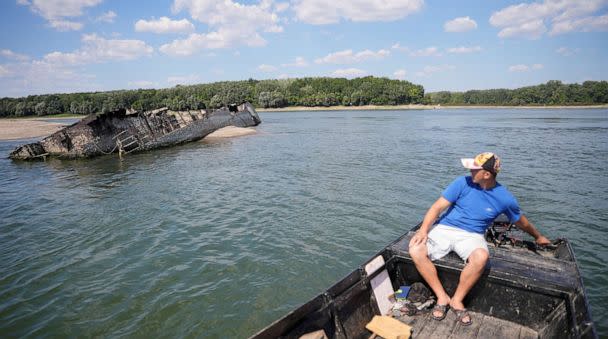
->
xmin=9 ymin=102 xmax=261 ymax=160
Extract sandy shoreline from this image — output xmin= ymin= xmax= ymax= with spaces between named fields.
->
xmin=203 ymin=126 xmax=257 ymax=139
xmin=0 ymin=118 xmax=70 ymax=141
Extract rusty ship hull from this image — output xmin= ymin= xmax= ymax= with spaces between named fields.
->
xmin=9 ymin=102 xmax=261 ymax=160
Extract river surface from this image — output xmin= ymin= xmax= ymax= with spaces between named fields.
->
xmin=1 ymin=108 xmax=607 ymax=337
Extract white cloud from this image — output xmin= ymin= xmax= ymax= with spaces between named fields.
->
xmin=331 ymin=68 xmax=368 ymax=78
xmin=393 ymin=69 xmax=407 ymax=80
xmin=160 ymin=29 xmax=266 ymax=56
xmin=490 ymin=0 xmax=608 ymax=38
xmin=43 ymin=34 xmax=153 ymax=66
xmin=446 ymin=46 xmax=482 ymax=54
xmin=508 ymin=63 xmax=544 ymax=72
xmin=556 ymin=46 xmax=580 ymax=56
xmin=258 ymin=64 xmax=278 ymax=72
xmin=135 ymin=17 xmax=195 ymax=34
xmin=278 ymin=73 xmax=290 ymax=79
xmin=275 ymin=2 xmax=289 ymax=12
xmin=281 ymin=56 xmax=308 ymax=67
xmin=497 ymin=19 xmax=547 ymax=39
xmin=96 ymin=11 xmax=117 ymax=23
xmin=167 ymin=74 xmax=200 ymax=85
xmin=0 ymin=65 xmax=10 ymax=77
xmin=128 ymin=80 xmax=157 ymax=88
xmin=415 ymin=64 xmax=455 ymax=77
xmin=315 ymin=49 xmax=390 ymax=64
xmin=444 ymin=16 xmax=477 ymax=32
xmin=391 ymin=43 xmax=410 ymax=52
xmin=410 ymin=47 xmax=441 ymax=57
xmin=293 ymin=0 xmax=424 ymax=24
xmin=18 ymin=0 xmax=103 ymax=31
xmin=0 ymin=60 xmax=99 ymax=97
xmin=509 ymin=64 xmax=529 ymax=72
xmin=1 ymin=49 xmax=30 ymax=61
xmin=164 ymin=0 xmax=284 ymax=55
xmin=550 ymin=14 xmax=608 ymax=35
xmin=49 ymin=19 xmax=83 ymax=31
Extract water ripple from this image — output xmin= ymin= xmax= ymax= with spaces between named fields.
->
xmin=0 ymin=109 xmax=607 ymax=336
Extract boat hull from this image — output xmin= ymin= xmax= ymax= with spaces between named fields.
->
xmin=251 ymin=222 xmax=597 ymax=338
xmin=9 ymin=102 xmax=261 ymax=160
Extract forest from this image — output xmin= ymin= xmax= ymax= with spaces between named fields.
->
xmin=0 ymin=78 xmax=606 ymax=117
xmin=0 ymin=77 xmax=423 ymax=117
xmin=425 ymin=80 xmax=608 ymax=106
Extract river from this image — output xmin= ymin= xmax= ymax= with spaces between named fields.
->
xmin=0 ymin=108 xmax=606 ymax=337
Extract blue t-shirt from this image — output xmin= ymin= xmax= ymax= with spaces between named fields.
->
xmin=437 ymin=176 xmax=521 ymax=234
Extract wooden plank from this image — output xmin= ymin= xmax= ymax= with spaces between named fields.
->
xmin=397 ymin=311 xmax=432 ymax=336
xmin=518 ymin=326 xmax=539 ymax=339
xmin=476 ymin=314 xmax=524 ymax=338
xmin=299 ymin=329 xmax=328 ymax=339
xmin=415 ymin=309 xmax=458 ymax=338
xmin=448 ymin=313 xmax=482 ymax=339
xmin=365 ymin=316 xmax=411 ymax=339
xmin=370 ymin=270 xmax=394 ymax=316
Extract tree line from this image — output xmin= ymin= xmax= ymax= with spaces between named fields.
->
xmin=0 ymin=77 xmax=424 ymax=117
xmin=1 ymin=78 xmax=606 ymax=118
xmin=425 ymin=80 xmax=608 ymax=106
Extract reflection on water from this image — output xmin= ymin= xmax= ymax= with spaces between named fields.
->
xmin=0 ymin=108 xmax=607 ymax=337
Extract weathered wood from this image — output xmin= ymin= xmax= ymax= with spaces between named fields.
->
xmin=299 ymin=329 xmax=328 ymax=339
xmin=477 ymin=314 xmax=528 ymax=338
xmin=365 ymin=316 xmax=411 ymax=339
xmin=415 ymin=309 xmax=458 ymax=338
xmin=396 ymin=310 xmax=536 ymax=339
xmin=518 ymin=326 xmax=539 ymax=339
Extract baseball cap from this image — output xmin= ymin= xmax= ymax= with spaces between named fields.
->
xmin=461 ymin=152 xmax=501 ymax=175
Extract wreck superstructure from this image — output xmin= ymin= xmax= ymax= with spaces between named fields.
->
xmin=9 ymin=102 xmax=261 ymax=160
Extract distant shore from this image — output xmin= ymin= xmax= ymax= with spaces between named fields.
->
xmin=2 ymin=103 xmax=606 ymax=140
xmin=258 ymin=104 xmax=608 ymax=112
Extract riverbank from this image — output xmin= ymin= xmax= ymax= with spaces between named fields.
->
xmin=203 ymin=126 xmax=257 ymax=140
xmin=0 ymin=118 xmax=257 ymax=141
xmin=258 ymin=104 xmax=608 ymax=112
xmin=0 ymin=118 xmax=69 ymax=140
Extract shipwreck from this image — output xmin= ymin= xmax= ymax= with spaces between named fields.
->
xmin=9 ymin=102 xmax=261 ymax=160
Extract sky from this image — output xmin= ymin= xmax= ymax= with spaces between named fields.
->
xmin=0 ymin=0 xmax=607 ymax=98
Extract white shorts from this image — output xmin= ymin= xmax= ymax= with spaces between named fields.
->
xmin=427 ymin=224 xmax=489 ymax=262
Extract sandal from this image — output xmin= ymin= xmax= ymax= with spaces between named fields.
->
xmin=431 ymin=304 xmax=449 ymax=321
xmin=454 ymin=308 xmax=472 ymax=326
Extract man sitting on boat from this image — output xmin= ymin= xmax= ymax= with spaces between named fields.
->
xmin=408 ymin=152 xmax=551 ymax=326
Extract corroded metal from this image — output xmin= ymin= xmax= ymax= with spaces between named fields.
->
xmin=9 ymin=102 xmax=261 ymax=160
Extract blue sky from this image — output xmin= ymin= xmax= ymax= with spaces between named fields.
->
xmin=0 ymin=0 xmax=607 ymax=98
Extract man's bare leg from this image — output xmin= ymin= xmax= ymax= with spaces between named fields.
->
xmin=450 ymin=248 xmax=489 ymax=322
xmin=408 ymin=242 xmax=450 ymax=316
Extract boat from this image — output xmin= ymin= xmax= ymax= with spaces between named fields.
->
xmin=9 ymin=102 xmax=261 ymax=160
xmin=251 ymin=216 xmax=597 ymax=338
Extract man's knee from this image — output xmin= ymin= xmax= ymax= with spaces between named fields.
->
xmin=467 ymin=248 xmax=489 ymax=267
xmin=409 ymin=243 xmax=428 ymax=261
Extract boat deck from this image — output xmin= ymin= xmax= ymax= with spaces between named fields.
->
xmin=395 ymin=309 xmax=538 ymax=338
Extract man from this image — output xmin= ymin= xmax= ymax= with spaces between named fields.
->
xmin=408 ymin=152 xmax=551 ymax=325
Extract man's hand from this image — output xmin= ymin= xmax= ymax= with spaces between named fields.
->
xmin=410 ymin=231 xmax=428 ymax=246
xmin=535 ymin=235 xmax=551 ymax=246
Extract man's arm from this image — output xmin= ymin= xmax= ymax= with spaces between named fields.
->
xmin=514 ymin=215 xmax=551 ymax=245
xmin=410 ymin=197 xmax=452 ymax=246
